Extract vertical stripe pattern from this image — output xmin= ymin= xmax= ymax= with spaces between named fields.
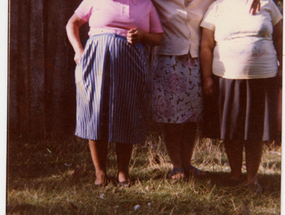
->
xmin=75 ymin=34 xmax=148 ymax=144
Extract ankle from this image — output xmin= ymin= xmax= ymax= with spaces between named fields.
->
xmin=117 ymin=171 xmax=130 ymax=183
xmin=95 ymin=171 xmax=106 ymax=185
xmin=95 ymin=170 xmax=106 ymax=179
xmin=171 ymin=163 xmax=183 ymax=169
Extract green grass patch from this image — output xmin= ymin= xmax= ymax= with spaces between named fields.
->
xmin=7 ymin=135 xmax=281 ymax=214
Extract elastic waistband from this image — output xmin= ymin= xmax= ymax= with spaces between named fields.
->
xmin=89 ymin=33 xmax=145 ymax=50
xmin=90 ymin=33 xmax=126 ymax=40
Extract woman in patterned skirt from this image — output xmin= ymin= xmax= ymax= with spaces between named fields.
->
xmin=152 ymin=0 xmax=260 ymax=180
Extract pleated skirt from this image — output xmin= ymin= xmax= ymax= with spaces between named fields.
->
xmin=75 ymin=34 xmax=148 ymax=144
xmin=203 ymin=76 xmax=279 ymax=141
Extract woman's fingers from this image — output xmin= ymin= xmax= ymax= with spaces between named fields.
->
xmin=203 ymin=77 xmax=214 ymax=96
xmin=127 ymin=28 xmax=142 ymax=44
xmin=249 ymin=0 xmax=261 ymax=15
xmin=74 ymin=49 xmax=84 ymax=64
xmin=128 ymin=28 xmax=137 ymax=33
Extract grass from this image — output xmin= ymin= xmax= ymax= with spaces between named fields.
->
xmin=7 ymin=133 xmax=281 ymax=214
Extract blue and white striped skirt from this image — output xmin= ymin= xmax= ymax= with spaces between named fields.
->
xmin=75 ymin=34 xmax=149 ymax=144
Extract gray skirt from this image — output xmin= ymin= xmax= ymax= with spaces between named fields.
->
xmin=203 ymin=76 xmax=279 ymax=141
xmin=75 ymin=34 xmax=148 ymax=144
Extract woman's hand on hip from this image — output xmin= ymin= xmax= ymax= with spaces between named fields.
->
xmin=74 ymin=48 xmax=84 ymax=65
xmin=66 ymin=13 xmax=86 ymax=62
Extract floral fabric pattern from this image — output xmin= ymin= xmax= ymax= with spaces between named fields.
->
xmin=152 ymin=55 xmax=203 ymax=123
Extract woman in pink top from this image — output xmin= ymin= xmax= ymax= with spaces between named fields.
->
xmin=66 ymin=0 xmax=163 ymax=187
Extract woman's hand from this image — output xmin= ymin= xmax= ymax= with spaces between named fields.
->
xmin=127 ymin=28 xmax=163 ymax=46
xmin=66 ymin=13 xmax=86 ymax=63
xmin=248 ymin=0 xmax=261 ymax=15
xmin=203 ymin=76 xmax=214 ymax=96
xmin=74 ymin=48 xmax=84 ymax=65
xmin=277 ymin=66 xmax=282 ymax=89
xmin=127 ymin=28 xmax=144 ymax=45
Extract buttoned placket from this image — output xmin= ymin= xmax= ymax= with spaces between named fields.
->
xmin=177 ymin=8 xmax=190 ymax=42
xmin=185 ymin=4 xmax=192 ymax=54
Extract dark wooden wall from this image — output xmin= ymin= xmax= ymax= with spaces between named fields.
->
xmin=9 ymin=0 xmax=88 ymax=140
xmin=8 ymin=0 xmax=283 ymax=141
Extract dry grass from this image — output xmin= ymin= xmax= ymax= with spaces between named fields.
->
xmin=7 ymin=133 xmax=281 ymax=214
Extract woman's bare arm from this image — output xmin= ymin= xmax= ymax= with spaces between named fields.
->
xmin=127 ymin=28 xmax=163 ymax=46
xmin=200 ymin=28 xmax=215 ymax=96
xmin=66 ymin=13 xmax=87 ymax=64
xmin=273 ymin=20 xmax=283 ymax=88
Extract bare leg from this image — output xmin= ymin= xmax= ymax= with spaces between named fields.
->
xmin=224 ymin=140 xmax=243 ymax=180
xmin=181 ymin=122 xmax=197 ymax=169
xmin=89 ymin=139 xmax=108 ymax=185
xmin=164 ymin=123 xmax=184 ymax=179
xmin=116 ymin=142 xmax=133 ymax=183
xmin=180 ymin=122 xmax=206 ymax=177
xmin=244 ymin=140 xmax=263 ymax=184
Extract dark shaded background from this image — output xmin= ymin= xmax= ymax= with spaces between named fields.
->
xmin=9 ymin=0 xmax=89 ymax=141
xmin=8 ymin=0 xmax=283 ymax=141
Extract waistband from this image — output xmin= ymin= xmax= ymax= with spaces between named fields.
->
xmin=89 ymin=33 xmax=145 ymax=49
xmin=89 ymin=33 xmax=145 ymax=50
xmin=89 ymin=33 xmax=126 ymax=40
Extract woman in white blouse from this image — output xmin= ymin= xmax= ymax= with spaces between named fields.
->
xmin=200 ymin=0 xmax=282 ymax=190
xmin=151 ymin=0 xmax=261 ymax=180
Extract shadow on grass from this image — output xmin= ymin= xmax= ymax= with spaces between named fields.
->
xmin=7 ymin=138 xmax=281 ymax=198
xmin=7 ymin=204 xmax=46 ymax=214
xmin=7 ymin=138 xmax=91 ymax=178
xmin=6 ymin=203 xmax=79 ymax=215
xmin=205 ymin=171 xmax=281 ymax=195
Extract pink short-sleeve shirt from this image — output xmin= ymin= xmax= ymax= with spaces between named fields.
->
xmin=75 ymin=0 xmax=163 ymax=37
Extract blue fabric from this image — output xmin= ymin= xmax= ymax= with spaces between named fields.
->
xmin=75 ymin=34 xmax=148 ymax=144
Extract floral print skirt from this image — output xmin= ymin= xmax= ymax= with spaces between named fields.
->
xmin=152 ymin=54 xmax=203 ymax=124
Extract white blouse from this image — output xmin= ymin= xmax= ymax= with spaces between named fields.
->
xmin=152 ymin=0 xmax=214 ymax=57
xmin=201 ymin=0 xmax=282 ymax=79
